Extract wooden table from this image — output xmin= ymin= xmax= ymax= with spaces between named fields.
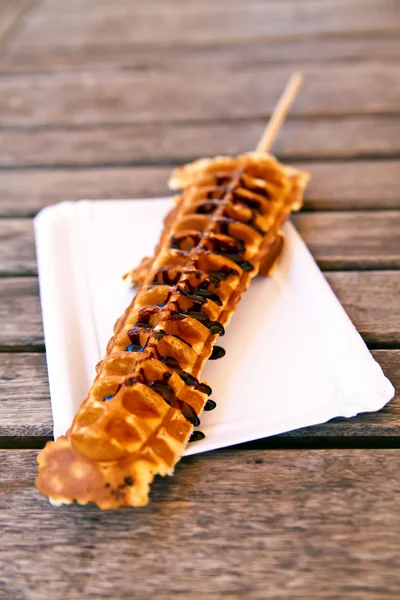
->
xmin=1 ymin=1 xmax=399 ymax=598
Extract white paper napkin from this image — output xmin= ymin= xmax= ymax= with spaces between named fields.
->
xmin=34 ymin=199 xmax=394 ymax=455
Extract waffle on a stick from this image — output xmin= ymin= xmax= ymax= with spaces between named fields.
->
xmin=35 ymin=152 xmax=309 ymax=508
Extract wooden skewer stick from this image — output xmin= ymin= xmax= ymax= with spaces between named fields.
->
xmin=255 ymin=72 xmax=303 ymax=154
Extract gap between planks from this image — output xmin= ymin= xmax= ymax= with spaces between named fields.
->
xmin=0 ymin=116 xmax=398 ymax=169
xmin=0 ymin=63 xmax=400 ymax=127
xmin=1 ymin=211 xmax=399 ymax=276
xmin=6 ymin=0 xmax=400 ymax=49
xmin=1 ymin=448 xmax=400 ymax=600
xmin=0 ymin=161 xmax=399 ymax=216
xmin=2 ymin=155 xmax=400 ymax=172
xmin=1 ymin=35 xmax=400 ymax=76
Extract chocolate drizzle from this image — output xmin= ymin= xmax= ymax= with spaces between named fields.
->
xmin=189 ymin=430 xmax=205 ymax=442
xmin=196 ymin=200 xmax=220 ymax=214
xmin=204 ymin=399 xmax=216 ymax=411
xmin=159 ymin=355 xmax=195 ymax=382
xmin=210 ymin=346 xmax=226 ymax=360
xmin=111 ymin=166 xmax=272 ymax=430
xmin=122 ymin=373 xmax=201 ymax=427
xmin=170 ymin=310 xmax=225 ymax=336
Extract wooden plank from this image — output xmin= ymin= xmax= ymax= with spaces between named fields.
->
xmin=299 ymin=160 xmax=400 ymax=211
xmin=2 ymin=37 xmax=400 ymax=74
xmin=1 ymin=449 xmax=399 ymax=599
xmin=0 ymin=353 xmax=51 ymax=439
xmin=293 ymin=211 xmax=400 ymax=270
xmin=0 ymin=218 xmax=36 ymax=275
xmin=1 ymin=117 xmax=399 ymax=168
xmin=0 ymin=161 xmax=399 ymax=218
xmin=0 ymin=350 xmax=398 ymax=443
xmin=9 ymin=0 xmax=400 ymax=49
xmin=1 ymin=212 xmax=399 ymax=276
xmin=0 ymin=272 xmax=399 ymax=350
xmin=29 ymin=0 xmax=400 ymax=15
xmin=0 ymin=278 xmax=43 ymax=350
xmin=0 ymin=64 xmax=400 ymax=127
xmin=0 ymin=167 xmax=172 ymax=217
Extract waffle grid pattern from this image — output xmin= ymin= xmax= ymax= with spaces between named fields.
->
xmin=36 ymin=153 xmax=309 ymax=508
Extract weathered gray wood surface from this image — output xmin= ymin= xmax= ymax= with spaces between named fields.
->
xmin=0 ymin=353 xmax=51 ymax=440
xmin=1 ymin=160 xmax=399 ymax=218
xmin=1 ymin=116 xmax=399 ymax=167
xmin=293 ymin=211 xmax=400 ymax=270
xmin=0 ymin=278 xmax=43 ymax=350
xmin=1 ymin=0 xmax=399 ymax=596
xmin=2 ymin=37 xmax=400 ymax=74
xmin=1 ymin=64 xmax=400 ymax=127
xmin=9 ymin=0 xmax=400 ymax=47
xmin=1 ymin=449 xmax=399 ymax=599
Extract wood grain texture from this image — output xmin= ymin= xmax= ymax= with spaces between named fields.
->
xmin=0 ymin=350 xmax=397 ymax=443
xmin=0 ymin=64 xmax=400 ymax=128
xmin=1 ymin=448 xmax=399 ymax=599
xmin=1 ymin=211 xmax=399 ymax=276
xmin=293 ymin=211 xmax=400 ymax=270
xmin=0 ymin=167 xmax=171 ymax=217
xmin=2 ymin=37 xmax=400 ymax=74
xmin=9 ymin=0 xmax=400 ymax=48
xmin=299 ymin=160 xmax=400 ymax=210
xmin=1 ymin=0 xmax=399 ymax=594
xmin=1 ymin=117 xmax=399 ymax=168
xmin=0 ymin=160 xmax=399 ymax=218
xmin=0 ymin=353 xmax=51 ymax=439
xmin=0 ymin=278 xmax=43 ymax=350
xmin=326 ymin=271 xmax=400 ymax=345
xmin=0 ymin=218 xmax=36 ymax=275
xmin=0 ymin=271 xmax=399 ymax=348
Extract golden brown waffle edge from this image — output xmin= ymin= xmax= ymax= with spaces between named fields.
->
xmin=35 ymin=152 xmax=309 ymax=509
